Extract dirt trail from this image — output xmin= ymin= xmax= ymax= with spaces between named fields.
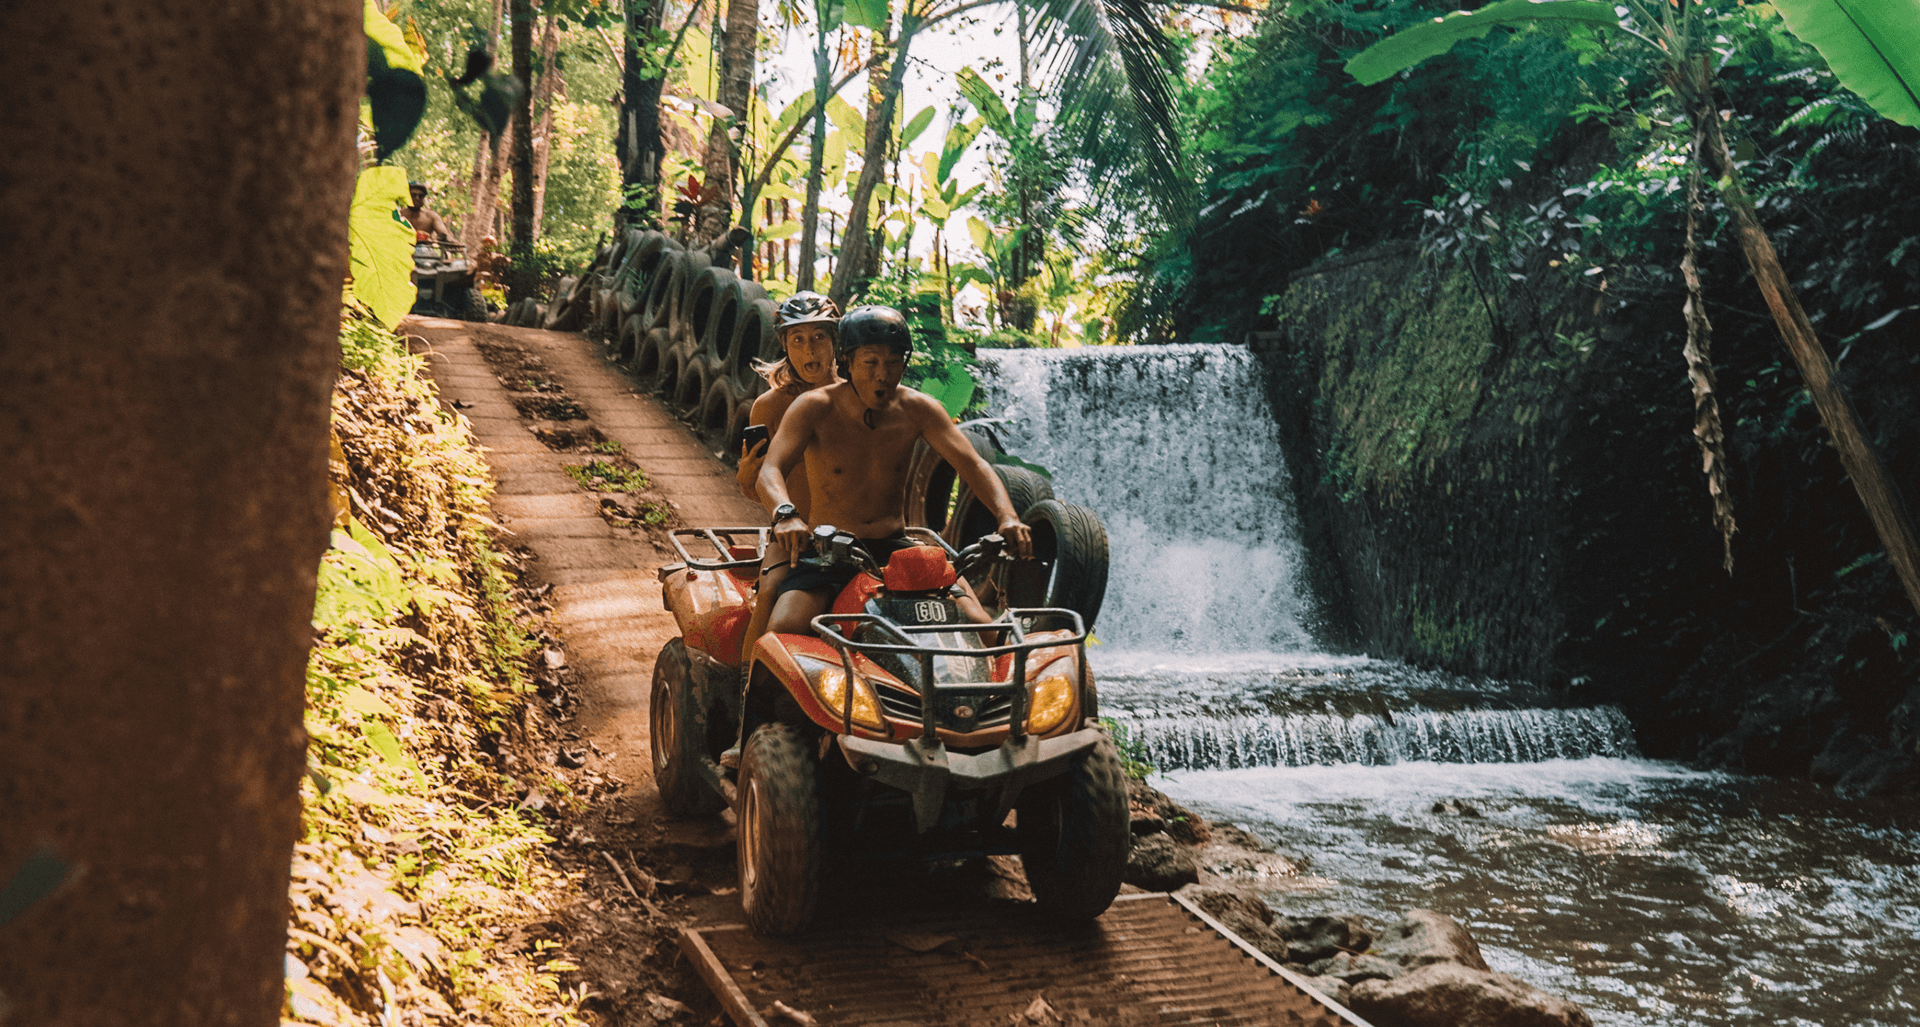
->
xmin=405 ymin=315 xmax=757 ymax=1022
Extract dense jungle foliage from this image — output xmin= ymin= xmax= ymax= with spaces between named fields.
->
xmin=293 ymin=316 xmax=604 ymax=1024
xmin=1129 ymin=0 xmax=1920 ymax=792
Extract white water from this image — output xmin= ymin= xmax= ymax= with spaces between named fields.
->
xmin=980 ymin=345 xmax=1319 ymax=655
xmin=980 ymin=345 xmax=1920 ymax=1027
xmin=980 ymin=345 xmax=1626 ymax=765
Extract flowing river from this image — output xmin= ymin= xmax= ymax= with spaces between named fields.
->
xmin=980 ymin=345 xmax=1920 ymax=1027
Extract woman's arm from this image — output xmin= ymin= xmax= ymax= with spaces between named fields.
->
xmin=735 ymin=390 xmax=792 ymax=507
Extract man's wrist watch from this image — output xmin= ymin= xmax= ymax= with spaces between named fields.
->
xmin=770 ymin=503 xmax=798 ymax=526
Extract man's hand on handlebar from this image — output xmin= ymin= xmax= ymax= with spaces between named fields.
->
xmin=998 ymin=517 xmax=1033 ymax=561
xmin=772 ymin=514 xmax=812 ymax=558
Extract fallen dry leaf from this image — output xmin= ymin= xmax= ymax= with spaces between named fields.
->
xmin=766 ymin=999 xmax=819 ymax=1025
xmin=885 ymin=932 xmax=956 ymax=953
xmin=1015 ymin=992 xmax=1063 ymax=1026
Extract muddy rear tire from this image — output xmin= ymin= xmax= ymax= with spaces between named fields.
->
xmin=650 ymin=639 xmax=725 ymax=818
xmin=738 ymin=723 xmax=821 ymax=936
xmin=1017 ymin=733 xmax=1129 ymax=920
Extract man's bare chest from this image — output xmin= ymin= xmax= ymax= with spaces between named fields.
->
xmin=804 ymin=424 xmax=916 ymax=482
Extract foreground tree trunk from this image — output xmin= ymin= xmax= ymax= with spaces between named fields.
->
xmin=0 ymin=1 xmax=357 ymax=1023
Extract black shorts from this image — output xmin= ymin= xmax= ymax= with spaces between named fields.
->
xmin=772 ymin=532 xmax=919 ymax=601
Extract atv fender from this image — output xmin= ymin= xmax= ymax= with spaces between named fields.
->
xmin=661 ymin=564 xmax=753 ymax=664
xmin=837 ymin=722 xmax=1106 ymax=834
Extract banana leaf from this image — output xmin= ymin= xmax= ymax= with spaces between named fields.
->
xmin=1773 ymin=0 xmax=1920 ymax=128
xmin=1345 ymin=0 xmax=1620 ymax=86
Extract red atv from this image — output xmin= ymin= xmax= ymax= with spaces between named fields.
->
xmin=650 ymin=522 xmax=1128 ymax=936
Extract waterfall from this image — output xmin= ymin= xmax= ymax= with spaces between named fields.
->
xmin=1114 ymin=706 xmax=1639 ymax=771
xmin=979 ymin=345 xmax=1319 ymax=658
xmin=981 ymin=344 xmax=1640 ymax=769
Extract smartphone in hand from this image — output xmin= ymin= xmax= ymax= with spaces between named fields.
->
xmin=740 ymin=423 xmax=770 ymax=455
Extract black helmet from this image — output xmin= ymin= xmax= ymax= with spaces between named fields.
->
xmin=835 ymin=305 xmax=912 ymax=361
xmin=775 ymin=291 xmax=839 ymax=331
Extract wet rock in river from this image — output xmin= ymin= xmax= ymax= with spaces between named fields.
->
xmin=1369 ymin=909 xmax=1489 ymax=972
xmin=1127 ymin=778 xmax=1211 ymax=845
xmin=1347 ymin=963 xmax=1593 ymax=1027
xmin=1305 ymin=951 xmax=1402 ymax=984
xmin=1177 ymin=885 xmax=1288 ymax=957
xmin=1124 ymin=832 xmax=1199 ymax=891
xmin=1279 ymin=914 xmax=1373 ymax=964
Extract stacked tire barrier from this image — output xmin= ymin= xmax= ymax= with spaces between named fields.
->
xmin=540 ymin=229 xmax=775 ymax=461
xmin=530 ymin=233 xmax=1110 ymax=631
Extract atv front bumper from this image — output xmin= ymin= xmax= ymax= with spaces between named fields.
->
xmin=837 ymin=722 xmax=1106 ymax=833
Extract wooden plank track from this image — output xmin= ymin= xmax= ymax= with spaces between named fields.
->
xmin=679 ymin=894 xmax=1376 ymax=1027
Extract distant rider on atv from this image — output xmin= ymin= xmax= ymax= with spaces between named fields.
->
xmin=733 ymin=291 xmax=841 ymax=661
xmin=401 ymin=181 xmax=454 ymax=243
xmin=755 ymin=305 xmax=1033 ymax=638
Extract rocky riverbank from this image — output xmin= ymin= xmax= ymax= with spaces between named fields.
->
xmin=1126 ymin=780 xmax=1592 ymax=1027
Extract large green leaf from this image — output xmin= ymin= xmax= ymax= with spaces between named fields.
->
xmin=1773 ymin=0 xmax=1920 ymax=128
xmin=845 ymin=0 xmax=890 ymax=32
xmin=910 ymin=359 xmax=977 ymax=417
xmin=348 ymin=166 xmax=417 ymax=328
xmin=966 ymin=216 xmax=992 ymax=254
xmin=938 ymin=116 xmax=987 ymax=183
xmin=681 ymin=24 xmax=717 ymax=102
xmin=1344 ymin=0 xmax=1621 ymax=86
xmin=901 ymin=105 xmax=936 ymax=147
xmin=957 ymin=67 xmax=1016 ymax=137
xmin=364 ymin=0 xmax=425 ymax=158
xmin=827 ymin=95 xmax=867 ymax=141
xmin=773 ymin=88 xmax=817 ymax=139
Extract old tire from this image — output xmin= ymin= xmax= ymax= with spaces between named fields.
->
xmin=730 ymin=296 xmax=779 ymax=389
xmin=636 ymin=326 xmax=672 ymax=377
xmin=675 ymin=358 xmax=711 ymax=412
xmin=1017 ymin=733 xmax=1129 ymax=921
xmin=650 ymin=640 xmax=726 ymax=818
xmin=944 ymin=464 xmax=1055 ymax=549
xmin=615 ymin=313 xmax=646 ymax=364
xmin=685 ymin=266 xmax=737 ymax=359
xmin=706 ymin=280 xmax=747 ymax=373
xmin=658 ymin=348 xmax=686 ymax=397
xmin=458 ymin=287 xmax=489 ymax=323
xmin=738 ymin=722 xmax=821 ymax=936
xmin=1001 ymin=499 xmax=1109 ymax=630
xmin=699 ymin=377 xmax=741 ymax=437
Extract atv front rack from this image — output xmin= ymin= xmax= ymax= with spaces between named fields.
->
xmin=664 ymin=526 xmax=769 ymax=573
xmin=810 ymin=608 xmax=1091 ymax=740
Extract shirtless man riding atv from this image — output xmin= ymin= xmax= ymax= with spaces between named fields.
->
xmin=401 ymin=181 xmax=454 ymax=242
xmin=755 ymin=305 xmax=1034 ymax=637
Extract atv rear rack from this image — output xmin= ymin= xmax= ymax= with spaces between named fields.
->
xmin=663 ymin=526 xmax=769 ymax=573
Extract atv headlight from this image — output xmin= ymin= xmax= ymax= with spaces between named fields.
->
xmin=811 ymin=665 xmax=885 ymax=731
xmin=1026 ymin=662 xmax=1078 ymax=735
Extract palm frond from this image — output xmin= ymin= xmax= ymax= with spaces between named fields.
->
xmin=1026 ymin=0 xmax=1193 ymax=226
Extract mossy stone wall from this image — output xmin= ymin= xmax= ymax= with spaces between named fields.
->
xmin=1254 ymin=243 xmax=1603 ymax=681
